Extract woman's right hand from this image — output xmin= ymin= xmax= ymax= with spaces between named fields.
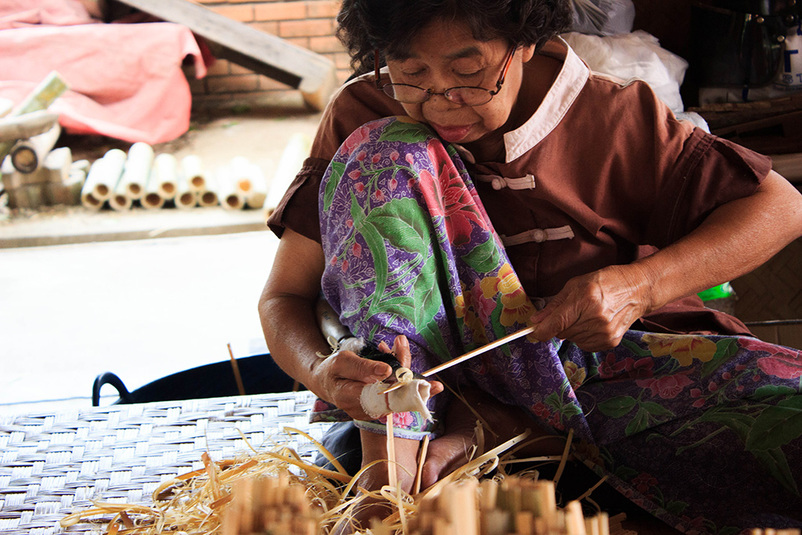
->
xmin=310 ymin=349 xmax=394 ymax=421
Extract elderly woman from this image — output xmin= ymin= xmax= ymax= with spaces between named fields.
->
xmin=259 ymin=0 xmax=802 ymax=532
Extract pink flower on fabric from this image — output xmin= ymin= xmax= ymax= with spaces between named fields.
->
xmin=379 ymin=412 xmax=414 ymax=428
xmin=342 ymin=125 xmax=373 ymax=155
xmin=416 ymin=139 xmax=488 ymax=246
xmin=373 ymin=189 xmax=386 ymax=203
xmin=636 ymin=373 xmax=693 ymax=399
xmin=390 ymin=150 xmax=399 ymax=161
xmin=351 ymin=242 xmax=362 ymax=258
xmin=371 ymin=153 xmax=382 ymax=164
xmin=349 ymin=169 xmax=362 ymax=180
xmin=756 ymin=350 xmax=802 ymax=379
xmin=469 ymin=280 xmax=497 ymax=325
xmin=355 ymin=182 xmax=365 ymax=193
xmin=631 ymin=472 xmax=658 ymax=494
xmin=598 ymin=354 xmax=654 ymax=380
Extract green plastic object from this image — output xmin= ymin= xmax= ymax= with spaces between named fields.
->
xmin=698 ymin=282 xmax=735 ymax=301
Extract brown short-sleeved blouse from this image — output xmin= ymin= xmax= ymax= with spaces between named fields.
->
xmin=268 ymin=39 xmax=772 ymax=336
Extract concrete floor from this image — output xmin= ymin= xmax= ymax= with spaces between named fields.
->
xmin=0 ymin=230 xmax=279 ymax=412
xmin=0 ymin=107 xmax=321 ymax=414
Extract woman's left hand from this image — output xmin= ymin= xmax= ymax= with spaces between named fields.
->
xmin=530 ymin=263 xmax=653 ymax=351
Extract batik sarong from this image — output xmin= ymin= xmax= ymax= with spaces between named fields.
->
xmin=315 ymin=116 xmax=802 ymax=534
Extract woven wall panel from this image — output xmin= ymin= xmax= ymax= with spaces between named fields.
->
xmin=732 ymin=238 xmax=802 ymax=322
xmin=0 ymin=391 xmax=329 ymax=535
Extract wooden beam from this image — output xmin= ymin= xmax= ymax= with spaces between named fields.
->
xmin=109 ymin=0 xmax=338 ymax=110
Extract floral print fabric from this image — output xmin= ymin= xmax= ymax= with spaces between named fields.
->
xmin=316 ymin=117 xmax=802 ymax=533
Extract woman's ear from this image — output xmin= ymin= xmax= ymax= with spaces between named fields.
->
xmin=520 ymin=44 xmax=537 ymax=63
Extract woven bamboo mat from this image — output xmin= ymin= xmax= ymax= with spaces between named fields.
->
xmin=0 ymin=391 xmax=330 ymax=534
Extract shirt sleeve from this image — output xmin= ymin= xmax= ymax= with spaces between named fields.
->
xmin=648 ymin=122 xmax=773 ymax=247
xmin=265 ymin=76 xmax=405 ymax=241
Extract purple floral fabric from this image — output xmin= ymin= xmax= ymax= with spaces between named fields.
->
xmin=316 ymin=117 xmax=802 ymax=534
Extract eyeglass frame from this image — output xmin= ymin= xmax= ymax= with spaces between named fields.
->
xmin=373 ymin=44 xmax=517 ymax=106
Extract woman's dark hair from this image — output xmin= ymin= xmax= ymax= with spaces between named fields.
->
xmin=337 ymin=0 xmax=574 ymax=74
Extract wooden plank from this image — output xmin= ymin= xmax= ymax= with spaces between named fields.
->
xmin=110 ymin=0 xmax=337 ymax=110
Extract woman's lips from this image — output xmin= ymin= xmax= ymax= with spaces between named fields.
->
xmin=430 ymin=123 xmax=472 ymax=143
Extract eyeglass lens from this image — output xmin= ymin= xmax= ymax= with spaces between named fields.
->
xmin=381 ymin=84 xmax=493 ymax=105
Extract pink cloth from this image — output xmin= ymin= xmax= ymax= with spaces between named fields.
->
xmin=0 ymin=2 xmax=206 ymax=144
xmin=0 ymin=0 xmax=95 ymax=29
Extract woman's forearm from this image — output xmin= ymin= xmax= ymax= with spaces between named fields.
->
xmin=635 ymin=170 xmax=802 ymax=313
xmin=259 ymin=228 xmax=330 ymax=394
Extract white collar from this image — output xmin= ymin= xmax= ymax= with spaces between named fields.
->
xmin=502 ymin=37 xmax=590 ymax=163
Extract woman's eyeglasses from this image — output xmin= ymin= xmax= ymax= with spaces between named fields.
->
xmin=374 ymin=45 xmax=516 ymax=106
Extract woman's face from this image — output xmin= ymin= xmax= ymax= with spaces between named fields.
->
xmin=384 ymin=19 xmax=535 ymax=145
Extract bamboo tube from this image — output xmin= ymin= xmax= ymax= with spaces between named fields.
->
xmin=108 ymin=190 xmax=133 ymax=211
xmin=229 ymin=156 xmax=268 ymax=209
xmin=174 ymin=173 xmax=197 ymax=210
xmin=82 ymin=148 xmax=125 ymax=205
xmin=215 ymin=166 xmax=245 ymax=210
xmin=197 ymin=186 xmax=219 ymax=207
xmin=81 ymin=155 xmax=119 ymax=211
xmin=181 ymin=154 xmax=206 ymax=192
xmin=0 ymin=71 xmax=68 ymax=162
xmin=9 ymin=123 xmax=62 ymax=174
xmin=117 ymin=142 xmax=153 ymax=201
xmin=152 ymin=153 xmax=179 ymax=200
xmin=265 ymin=132 xmax=311 ymax=212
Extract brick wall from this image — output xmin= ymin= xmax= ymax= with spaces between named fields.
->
xmin=186 ymin=0 xmax=350 ymax=110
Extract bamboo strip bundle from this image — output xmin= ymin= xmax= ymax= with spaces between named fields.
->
xmin=408 ymin=477 xmax=610 ymax=535
xmin=116 ymin=142 xmax=154 ymax=202
xmin=222 ymin=473 xmax=321 ymax=535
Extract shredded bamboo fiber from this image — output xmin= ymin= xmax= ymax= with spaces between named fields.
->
xmin=3 ymin=392 xmax=798 ymax=535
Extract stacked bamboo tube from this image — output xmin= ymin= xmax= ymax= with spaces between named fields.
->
xmin=79 ymin=147 xmax=269 ymax=211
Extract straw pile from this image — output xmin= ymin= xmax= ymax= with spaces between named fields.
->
xmin=60 ymin=423 xmax=802 ymax=535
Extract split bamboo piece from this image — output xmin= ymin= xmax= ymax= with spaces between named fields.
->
xmin=117 ymin=142 xmax=154 ymax=202
xmin=0 ymin=71 xmax=68 ymax=162
xmin=0 ymin=110 xmax=58 ymax=142
xmin=0 ymin=97 xmax=12 ymax=117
